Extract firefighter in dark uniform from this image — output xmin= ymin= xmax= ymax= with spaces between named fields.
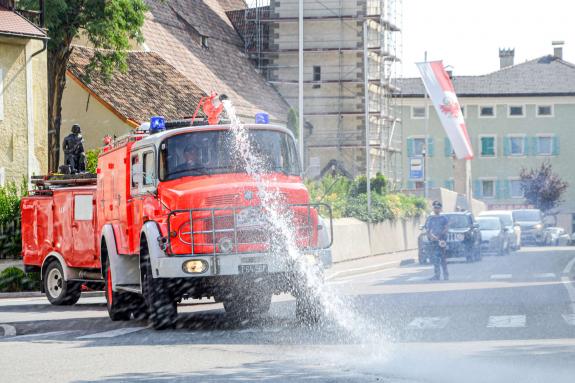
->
xmin=426 ymin=200 xmax=450 ymax=280
xmin=62 ymin=124 xmax=86 ymax=174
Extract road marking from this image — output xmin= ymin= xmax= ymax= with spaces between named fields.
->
xmin=407 ymin=317 xmax=449 ymax=329
xmin=76 ymin=326 xmax=149 ymax=339
xmin=327 ymin=260 xmax=401 ymax=281
xmin=533 ymin=273 xmax=556 ymax=279
xmin=9 ymin=331 xmax=76 ymax=340
xmin=562 ymin=314 xmax=575 ymax=326
xmin=490 ymin=274 xmax=512 ymax=280
xmin=407 ymin=276 xmax=430 ymax=282
xmin=563 ymin=256 xmax=575 ymax=275
xmin=487 ymin=315 xmax=526 ymax=328
xmin=0 ymin=324 xmax=16 ymax=337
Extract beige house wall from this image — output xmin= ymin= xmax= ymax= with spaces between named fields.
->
xmin=60 ymin=75 xmax=134 ymax=155
xmin=0 ymin=36 xmax=47 ymax=184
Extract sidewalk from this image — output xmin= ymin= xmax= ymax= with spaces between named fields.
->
xmin=326 ymin=249 xmax=417 ymax=280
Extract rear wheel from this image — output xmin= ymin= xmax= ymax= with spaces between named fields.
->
xmin=104 ymin=258 xmax=131 ymax=321
xmin=141 ymin=242 xmax=177 ymax=330
xmin=44 ymin=260 xmax=81 ymax=306
xmin=296 ymin=293 xmax=322 ymax=324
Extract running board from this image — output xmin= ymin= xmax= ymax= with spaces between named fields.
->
xmin=115 ymin=284 xmax=142 ymax=294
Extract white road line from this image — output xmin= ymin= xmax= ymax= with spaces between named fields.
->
xmin=487 ymin=315 xmax=526 ymax=328
xmin=562 ymin=314 xmax=575 ymax=326
xmin=407 ymin=276 xmax=430 ymax=282
xmin=76 ymin=326 xmax=149 ymax=339
xmin=563 ymin=256 xmax=575 ymax=275
xmin=407 ymin=317 xmax=450 ymax=329
xmin=561 ymin=254 xmax=575 ymax=314
xmin=327 ymin=260 xmax=400 ymax=280
xmin=490 ymin=274 xmax=512 ymax=280
xmin=0 ymin=324 xmax=16 ymax=337
xmin=533 ymin=273 xmax=556 ymax=279
xmin=10 ymin=330 xmax=76 ymax=340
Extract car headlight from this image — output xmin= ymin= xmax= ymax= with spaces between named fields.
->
xmin=534 ymin=224 xmax=543 ymax=230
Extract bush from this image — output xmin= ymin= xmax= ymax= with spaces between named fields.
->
xmin=0 ymin=178 xmax=27 ymax=224
xmin=0 ymin=266 xmax=40 ymax=292
xmin=86 ymin=149 xmax=100 ymax=174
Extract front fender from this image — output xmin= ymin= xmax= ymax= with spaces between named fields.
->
xmin=101 ymin=225 xmax=140 ymax=289
xmin=141 ymin=221 xmax=166 ymax=279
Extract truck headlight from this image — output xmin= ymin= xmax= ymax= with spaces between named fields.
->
xmin=182 ymin=260 xmax=208 ymax=274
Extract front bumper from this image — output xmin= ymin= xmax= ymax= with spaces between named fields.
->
xmin=151 ymin=249 xmax=331 ymax=279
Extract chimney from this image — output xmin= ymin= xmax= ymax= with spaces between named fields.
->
xmin=552 ymin=41 xmax=564 ymax=59
xmin=499 ymin=48 xmax=515 ymax=69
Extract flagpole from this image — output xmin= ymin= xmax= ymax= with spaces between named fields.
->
xmin=424 ymin=51 xmax=429 ymax=200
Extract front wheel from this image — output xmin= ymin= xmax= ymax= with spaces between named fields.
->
xmin=141 ymin=247 xmax=177 ymax=330
xmin=44 ymin=260 xmax=81 ymax=306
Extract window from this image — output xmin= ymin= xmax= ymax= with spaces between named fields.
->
xmin=201 ymin=35 xmax=208 ymax=48
xmin=480 ymin=136 xmax=496 ymax=157
xmin=143 ymin=151 xmax=155 ymax=185
xmin=537 ymin=105 xmax=553 ymax=117
xmin=509 ymin=136 xmax=524 ymax=156
xmin=536 ymin=136 xmax=553 ymax=155
xmin=74 ymin=195 xmax=93 ymax=221
xmin=412 ymin=137 xmax=426 ymax=156
xmin=481 ymin=180 xmax=495 ymax=198
xmin=508 ymin=105 xmax=524 ymax=117
xmin=312 ymin=66 xmax=321 ymax=88
xmin=411 ymin=106 xmax=427 ymax=119
xmin=479 ymin=105 xmax=495 ymax=117
xmin=131 ymin=155 xmax=140 ymax=188
xmin=509 ymin=180 xmax=523 ymax=198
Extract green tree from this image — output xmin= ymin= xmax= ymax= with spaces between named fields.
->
xmin=20 ymin=0 xmax=148 ymax=172
xmin=520 ymin=160 xmax=568 ymax=213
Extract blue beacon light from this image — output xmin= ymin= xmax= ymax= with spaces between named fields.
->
xmin=255 ymin=112 xmax=269 ymax=124
xmin=150 ymin=116 xmax=166 ymax=134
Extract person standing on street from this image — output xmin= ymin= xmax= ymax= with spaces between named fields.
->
xmin=426 ymin=200 xmax=449 ymax=280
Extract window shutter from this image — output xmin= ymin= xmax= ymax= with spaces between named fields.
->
xmin=473 ymin=180 xmax=482 ymax=198
xmin=552 ymin=136 xmax=560 ymax=155
xmin=407 ymin=138 xmax=413 ymax=157
xmin=503 ymin=137 xmax=510 ymax=156
xmin=444 ymin=137 xmax=452 ymax=157
xmin=427 ymin=137 xmax=435 ymax=157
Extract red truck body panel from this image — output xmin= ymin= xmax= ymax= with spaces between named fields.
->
xmin=21 ymin=186 xmax=98 ymax=269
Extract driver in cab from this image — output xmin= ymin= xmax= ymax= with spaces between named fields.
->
xmin=174 ymin=144 xmax=204 ymax=175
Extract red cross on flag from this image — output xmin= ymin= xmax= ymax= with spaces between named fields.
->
xmin=416 ymin=61 xmax=474 ymax=160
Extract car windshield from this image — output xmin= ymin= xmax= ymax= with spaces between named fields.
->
xmin=159 ymin=129 xmax=301 ymax=181
xmin=484 ymin=214 xmax=513 ymax=226
xmin=478 ymin=218 xmax=501 ymax=230
xmin=513 ymin=210 xmax=542 ymax=222
xmin=444 ymin=214 xmax=470 ymax=229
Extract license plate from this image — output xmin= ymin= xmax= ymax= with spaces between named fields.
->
xmin=237 ymin=208 xmax=264 ymax=228
xmin=238 ymin=264 xmax=268 ymax=274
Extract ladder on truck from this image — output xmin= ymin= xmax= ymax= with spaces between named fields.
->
xmin=30 ymin=174 xmax=97 ymax=192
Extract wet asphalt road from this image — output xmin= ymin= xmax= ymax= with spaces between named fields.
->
xmin=1 ymin=246 xmax=575 ymax=383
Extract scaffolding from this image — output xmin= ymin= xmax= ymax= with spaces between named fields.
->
xmin=241 ymin=0 xmax=403 ymax=184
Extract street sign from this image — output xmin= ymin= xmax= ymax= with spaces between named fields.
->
xmin=409 ymin=157 xmax=424 ymax=180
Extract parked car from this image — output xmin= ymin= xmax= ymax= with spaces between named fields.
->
xmin=479 ymin=210 xmax=521 ymax=251
xmin=476 ymin=216 xmax=509 ymax=256
xmin=544 ymin=227 xmax=571 ymax=246
xmin=418 ymin=212 xmax=482 ymax=264
xmin=512 ymin=209 xmax=545 ymax=246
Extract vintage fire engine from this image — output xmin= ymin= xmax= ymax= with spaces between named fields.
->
xmin=21 ymin=95 xmax=332 ymax=329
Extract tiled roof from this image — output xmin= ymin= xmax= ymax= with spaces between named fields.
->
xmin=399 ymin=56 xmax=575 ymax=97
xmin=142 ymin=0 xmax=289 ymax=122
xmin=67 ymin=46 xmax=207 ymax=124
xmin=0 ymin=5 xmax=46 ymax=39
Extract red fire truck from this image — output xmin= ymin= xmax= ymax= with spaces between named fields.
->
xmin=21 ymin=108 xmax=332 ymax=329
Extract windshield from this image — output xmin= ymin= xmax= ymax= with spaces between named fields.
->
xmin=513 ymin=210 xmax=542 ymax=222
xmin=159 ymin=129 xmax=301 ymax=181
xmin=444 ymin=214 xmax=471 ymax=229
xmin=484 ymin=214 xmax=513 ymax=226
xmin=478 ymin=218 xmax=501 ymax=230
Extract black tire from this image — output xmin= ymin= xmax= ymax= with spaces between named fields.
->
xmin=141 ymin=242 xmax=177 ymax=330
xmin=296 ymin=293 xmax=322 ymax=324
xmin=223 ymin=292 xmax=272 ymax=318
xmin=43 ymin=260 xmax=81 ymax=306
xmin=104 ymin=258 xmax=131 ymax=321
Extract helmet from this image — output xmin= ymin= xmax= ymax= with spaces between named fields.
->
xmin=72 ymin=124 xmax=81 ymax=134
xmin=432 ymin=200 xmax=442 ymax=208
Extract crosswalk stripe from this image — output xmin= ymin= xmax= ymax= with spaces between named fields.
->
xmin=76 ymin=326 xmax=149 ymax=339
xmin=533 ymin=273 xmax=556 ymax=278
xmin=490 ymin=274 xmax=512 ymax=280
xmin=407 ymin=317 xmax=450 ymax=329
xmin=487 ymin=315 xmax=526 ymax=328
xmin=562 ymin=314 xmax=575 ymax=326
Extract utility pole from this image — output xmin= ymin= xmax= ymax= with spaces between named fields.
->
xmin=364 ymin=19 xmax=371 ymax=216
xmin=298 ymin=0 xmax=304 ymax=167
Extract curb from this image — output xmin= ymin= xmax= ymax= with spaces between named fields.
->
xmin=0 ymin=291 xmax=104 ymax=300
